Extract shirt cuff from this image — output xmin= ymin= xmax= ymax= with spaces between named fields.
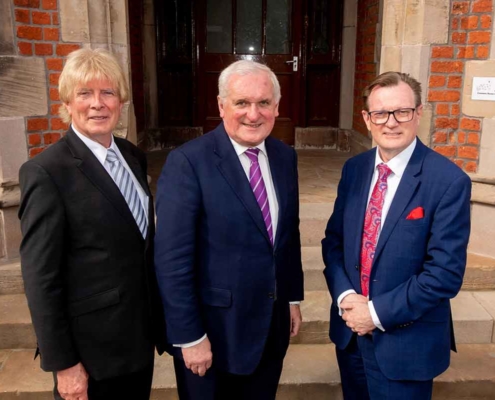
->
xmin=173 ymin=334 xmax=207 ymax=348
xmin=337 ymin=289 xmax=357 ymax=316
xmin=368 ymin=301 xmax=385 ymax=331
xmin=289 ymin=301 xmax=301 ymax=305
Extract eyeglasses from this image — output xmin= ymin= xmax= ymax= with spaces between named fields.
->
xmin=367 ymin=108 xmax=416 ymax=125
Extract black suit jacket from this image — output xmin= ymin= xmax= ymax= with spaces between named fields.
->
xmin=19 ymin=128 xmax=167 ymax=381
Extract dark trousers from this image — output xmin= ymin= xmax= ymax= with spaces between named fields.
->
xmin=174 ymin=302 xmax=290 ymax=400
xmin=53 ymin=362 xmax=154 ymax=400
xmin=336 ymin=335 xmax=433 ymax=400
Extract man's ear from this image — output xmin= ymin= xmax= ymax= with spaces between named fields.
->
xmin=362 ymin=110 xmax=372 ymax=131
xmin=217 ymin=96 xmax=225 ymax=118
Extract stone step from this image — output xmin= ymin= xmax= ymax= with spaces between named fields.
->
xmin=0 ymin=259 xmax=23 ymax=295
xmin=299 ymin=203 xmax=332 ymax=247
xmin=303 ymin=247 xmax=495 ymax=292
xmin=2 ymin=291 xmax=494 ymax=350
xmin=1 ymin=344 xmax=495 ymax=399
xmin=4 ymin=250 xmax=494 ymax=296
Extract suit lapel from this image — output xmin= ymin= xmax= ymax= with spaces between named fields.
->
xmin=65 ymin=129 xmax=144 ymax=240
xmin=373 ymin=141 xmax=425 ymax=264
xmin=265 ymin=137 xmax=286 ymax=249
xmin=349 ymin=150 xmax=376 ymax=265
xmin=214 ymin=125 xmax=272 ymax=246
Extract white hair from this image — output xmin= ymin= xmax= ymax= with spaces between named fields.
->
xmin=218 ymin=60 xmax=281 ymax=103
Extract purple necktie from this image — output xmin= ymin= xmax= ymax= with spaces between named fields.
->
xmin=245 ymin=148 xmax=274 ymax=245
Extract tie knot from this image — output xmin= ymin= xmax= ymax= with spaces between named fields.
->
xmin=245 ymin=148 xmax=260 ymax=163
xmin=106 ymin=148 xmax=119 ymax=164
xmin=377 ymin=163 xmax=392 ymax=180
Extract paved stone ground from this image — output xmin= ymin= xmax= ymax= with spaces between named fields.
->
xmin=146 ymin=149 xmax=348 ymax=203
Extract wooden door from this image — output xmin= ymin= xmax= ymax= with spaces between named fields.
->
xmin=195 ymin=0 xmax=303 ymax=145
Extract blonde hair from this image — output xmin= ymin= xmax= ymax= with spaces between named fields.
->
xmin=58 ymin=48 xmax=129 ymax=123
xmin=218 ymin=60 xmax=281 ymax=103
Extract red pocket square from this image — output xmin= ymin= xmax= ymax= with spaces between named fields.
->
xmin=406 ymin=207 xmax=424 ymax=220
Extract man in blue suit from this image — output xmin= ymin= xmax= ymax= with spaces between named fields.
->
xmin=322 ymin=72 xmax=471 ymax=399
xmin=154 ymin=60 xmax=304 ymax=400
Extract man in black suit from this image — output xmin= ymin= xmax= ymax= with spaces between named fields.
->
xmin=19 ymin=48 xmax=166 ymax=400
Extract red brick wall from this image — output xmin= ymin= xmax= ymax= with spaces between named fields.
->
xmin=352 ymin=0 xmax=380 ymax=136
xmin=429 ymin=0 xmax=493 ymax=172
xmin=13 ymin=0 xmax=80 ymax=158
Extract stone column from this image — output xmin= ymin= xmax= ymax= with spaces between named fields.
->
xmin=379 ymin=0 xmax=451 ymax=146
xmin=0 ymin=0 xmax=48 ymax=263
xmin=0 ymin=118 xmax=29 ymax=262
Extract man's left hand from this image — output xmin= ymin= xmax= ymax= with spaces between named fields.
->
xmin=289 ymin=304 xmax=302 ymax=337
xmin=341 ymin=301 xmax=375 ymax=336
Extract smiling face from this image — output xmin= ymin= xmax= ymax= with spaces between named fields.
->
xmin=65 ymin=78 xmax=123 ymax=147
xmin=362 ymin=81 xmax=423 ymax=162
xmin=218 ymin=72 xmax=279 ymax=147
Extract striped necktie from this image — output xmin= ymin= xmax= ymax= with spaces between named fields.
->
xmin=245 ymin=148 xmax=274 ymax=245
xmin=105 ymin=148 xmax=147 ymax=238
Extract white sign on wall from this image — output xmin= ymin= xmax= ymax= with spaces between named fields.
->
xmin=472 ymin=77 xmax=495 ymax=101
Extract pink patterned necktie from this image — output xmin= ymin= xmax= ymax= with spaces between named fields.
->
xmin=245 ymin=148 xmax=274 ymax=245
xmin=360 ymin=163 xmax=392 ymax=297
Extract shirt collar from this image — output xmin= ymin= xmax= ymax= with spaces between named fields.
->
xmin=229 ymin=137 xmax=267 ymax=158
xmin=72 ymin=125 xmax=118 ymax=164
xmin=374 ymin=137 xmax=417 ymax=178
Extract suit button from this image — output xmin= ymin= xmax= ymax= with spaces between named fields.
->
xmin=355 ymin=265 xmax=359 ymax=270
xmin=268 ymin=293 xmax=275 ymax=299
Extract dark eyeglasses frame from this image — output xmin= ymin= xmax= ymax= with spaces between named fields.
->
xmin=367 ymin=108 xmax=416 ymax=125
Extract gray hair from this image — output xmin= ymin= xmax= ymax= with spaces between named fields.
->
xmin=218 ymin=60 xmax=281 ymax=103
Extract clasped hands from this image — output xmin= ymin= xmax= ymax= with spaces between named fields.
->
xmin=340 ymin=294 xmax=375 ymax=336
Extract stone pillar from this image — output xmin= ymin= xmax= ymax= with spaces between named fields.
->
xmin=58 ymin=0 xmax=136 ymax=142
xmin=0 ymin=0 xmax=49 ymax=263
xmin=463 ymin=58 xmax=495 ymax=259
xmin=339 ymin=0 xmax=358 ymax=130
xmin=379 ymin=0 xmax=450 ymax=146
xmin=0 ymin=118 xmax=29 ymax=262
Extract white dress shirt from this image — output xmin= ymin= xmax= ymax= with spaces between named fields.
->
xmin=72 ymin=126 xmax=149 ymax=223
xmin=337 ymin=138 xmax=417 ymax=331
xmin=229 ymin=138 xmax=279 ymax=238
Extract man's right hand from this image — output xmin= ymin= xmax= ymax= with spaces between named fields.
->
xmin=340 ymin=293 xmax=368 ymax=309
xmin=57 ymin=362 xmax=89 ymax=400
xmin=182 ymin=337 xmax=213 ymax=377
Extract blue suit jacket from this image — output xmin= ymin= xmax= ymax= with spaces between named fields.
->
xmin=154 ymin=124 xmax=303 ymax=374
xmin=322 ymin=139 xmax=471 ymax=381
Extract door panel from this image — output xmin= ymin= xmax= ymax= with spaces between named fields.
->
xmin=196 ymin=0 xmax=302 ymax=145
xmin=154 ymin=0 xmax=343 ymax=145
xmin=304 ymin=0 xmax=343 ymax=126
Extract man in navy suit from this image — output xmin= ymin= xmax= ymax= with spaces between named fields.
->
xmin=322 ymin=72 xmax=471 ymax=399
xmin=154 ymin=60 xmax=304 ymax=400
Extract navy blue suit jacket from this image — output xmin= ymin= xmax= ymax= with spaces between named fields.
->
xmin=154 ymin=124 xmax=303 ymax=375
xmin=322 ymin=139 xmax=471 ymax=381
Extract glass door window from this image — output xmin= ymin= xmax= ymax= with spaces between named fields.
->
xmin=206 ymin=0 xmax=292 ymax=55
